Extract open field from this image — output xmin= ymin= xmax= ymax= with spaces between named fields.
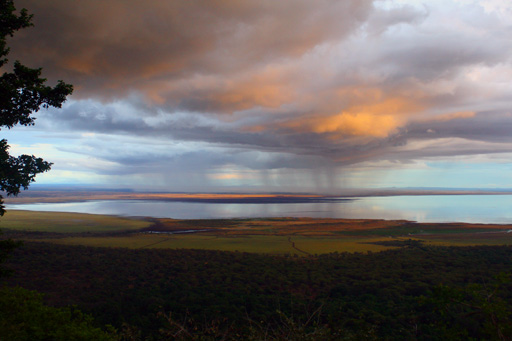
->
xmin=2 ymin=210 xmax=512 ymax=254
xmin=42 ymin=234 xmax=397 ymax=254
xmin=0 ymin=210 xmax=150 ymax=233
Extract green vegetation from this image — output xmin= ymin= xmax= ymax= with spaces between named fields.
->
xmin=0 ymin=286 xmax=116 ymax=340
xmin=427 ymin=273 xmax=512 ymax=339
xmin=336 ymin=223 xmax=509 ymax=237
xmin=3 ymin=210 xmax=512 ymax=338
xmin=41 ymin=234 xmax=393 ymax=254
xmin=0 ymin=237 xmax=20 ymax=278
xmin=288 ymin=235 xmax=395 ymax=254
xmin=3 ymin=211 xmax=512 ymax=254
xmin=0 ymin=210 xmax=150 ymax=233
xmin=3 ymin=242 xmax=511 ymax=339
xmin=0 ymin=0 xmax=73 ymax=215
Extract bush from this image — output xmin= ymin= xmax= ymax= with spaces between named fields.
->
xmin=0 ymin=286 xmax=116 ymax=340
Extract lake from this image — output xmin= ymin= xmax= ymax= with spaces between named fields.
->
xmin=6 ymin=194 xmax=512 ymax=224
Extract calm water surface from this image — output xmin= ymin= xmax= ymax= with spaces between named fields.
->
xmin=7 ymin=195 xmax=512 ymax=224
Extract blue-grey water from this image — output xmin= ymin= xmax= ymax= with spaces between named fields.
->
xmin=6 ymin=194 xmax=512 ymax=224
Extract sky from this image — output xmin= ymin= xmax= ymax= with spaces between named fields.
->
xmin=3 ymin=0 xmax=512 ymax=193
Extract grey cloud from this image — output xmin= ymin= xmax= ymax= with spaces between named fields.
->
xmin=8 ymin=0 xmax=512 ymax=180
xmin=10 ymin=0 xmax=374 ymax=102
xmin=378 ymin=36 xmax=505 ymax=83
xmin=38 ymin=100 xmax=395 ymax=169
xmin=406 ymin=111 xmax=512 ymax=144
xmin=365 ymin=4 xmax=428 ymax=35
xmin=54 ymin=131 xmax=336 ymax=177
xmin=39 ymin=96 xmax=512 ymax=172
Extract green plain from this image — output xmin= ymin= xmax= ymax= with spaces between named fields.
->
xmin=3 ymin=210 xmax=512 ymax=254
xmin=35 ymin=234 xmax=396 ymax=254
xmin=0 ymin=210 xmax=151 ymax=233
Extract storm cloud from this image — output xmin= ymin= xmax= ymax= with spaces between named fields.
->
xmin=5 ymin=0 xmax=512 ymax=190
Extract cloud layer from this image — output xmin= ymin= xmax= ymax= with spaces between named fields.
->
xmin=5 ymin=0 xmax=512 ymax=190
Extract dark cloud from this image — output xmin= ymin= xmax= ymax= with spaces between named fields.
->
xmin=406 ymin=111 xmax=512 ymax=144
xmin=6 ymin=0 xmax=512 ymax=189
xmin=10 ymin=0 xmax=374 ymax=103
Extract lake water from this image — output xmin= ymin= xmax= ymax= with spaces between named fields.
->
xmin=7 ymin=194 xmax=512 ymax=224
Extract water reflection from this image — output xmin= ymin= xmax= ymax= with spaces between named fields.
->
xmin=6 ymin=195 xmax=512 ymax=223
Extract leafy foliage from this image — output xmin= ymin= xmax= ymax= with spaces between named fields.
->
xmin=0 ymin=140 xmax=51 ymax=212
xmin=0 ymin=0 xmax=32 ymax=66
xmin=0 ymin=0 xmax=73 ymax=216
xmin=0 ymin=237 xmax=20 ymax=277
xmin=0 ymin=286 xmax=116 ymax=340
xmin=4 ymin=242 xmax=512 ymax=339
xmin=426 ymin=273 xmax=512 ymax=340
xmin=0 ymin=62 xmax=72 ymax=129
xmin=0 ymin=5 xmax=74 ymax=334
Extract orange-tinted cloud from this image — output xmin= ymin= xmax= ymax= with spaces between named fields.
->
xmin=143 ymin=65 xmax=297 ymax=112
xmin=430 ymin=111 xmax=476 ymax=122
xmin=312 ymin=98 xmax=420 ymax=138
xmin=10 ymin=0 xmax=374 ymax=103
xmin=250 ymin=95 xmax=422 ymax=140
xmin=8 ymin=0 xmax=512 ymax=183
xmin=208 ymin=173 xmax=254 ymax=180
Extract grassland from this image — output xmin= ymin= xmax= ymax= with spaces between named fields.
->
xmin=0 ymin=210 xmax=150 ymax=233
xmin=2 ymin=210 xmax=512 ymax=254
xmin=44 ymin=234 xmax=396 ymax=254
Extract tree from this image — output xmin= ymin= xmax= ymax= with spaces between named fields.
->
xmin=0 ymin=0 xmax=72 ymax=278
xmin=0 ymin=286 xmax=117 ymax=339
xmin=0 ymin=0 xmax=73 ymax=215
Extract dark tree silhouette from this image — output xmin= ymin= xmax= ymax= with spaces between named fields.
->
xmin=0 ymin=0 xmax=73 ymax=215
xmin=0 ymin=0 xmax=72 ymax=277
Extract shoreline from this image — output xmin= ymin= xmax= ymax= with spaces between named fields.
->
xmin=4 ymin=189 xmax=512 ymax=205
